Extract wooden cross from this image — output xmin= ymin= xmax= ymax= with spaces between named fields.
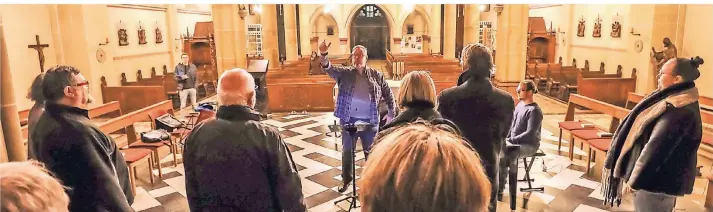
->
xmin=28 ymin=35 xmax=49 ymax=73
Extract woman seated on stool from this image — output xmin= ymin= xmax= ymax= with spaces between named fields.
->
xmin=497 ymin=80 xmax=544 ymax=201
xmin=379 ymin=70 xmax=441 ymax=132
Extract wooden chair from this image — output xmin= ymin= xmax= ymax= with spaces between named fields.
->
xmin=120 ymin=148 xmax=154 ymax=196
xmin=147 ymin=109 xmax=181 ymax=167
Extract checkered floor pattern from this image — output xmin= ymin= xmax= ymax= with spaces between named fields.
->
xmin=127 ymin=110 xmax=711 ymax=212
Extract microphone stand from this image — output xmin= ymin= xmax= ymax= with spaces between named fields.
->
xmin=333 ymin=121 xmax=371 ymax=211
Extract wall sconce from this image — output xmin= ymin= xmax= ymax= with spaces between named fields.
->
xmin=99 ymin=37 xmax=109 ymax=46
xmin=238 ymin=4 xmax=248 ymax=20
xmin=494 ymin=4 xmax=504 ymax=15
xmin=479 ymin=4 xmax=490 ymax=12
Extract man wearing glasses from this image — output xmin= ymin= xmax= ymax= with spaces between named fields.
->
xmin=497 ymin=80 xmax=543 ymax=203
xmin=29 ymin=65 xmax=134 ymax=211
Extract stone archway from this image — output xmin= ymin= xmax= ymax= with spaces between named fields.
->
xmin=349 ymin=4 xmax=390 ymax=59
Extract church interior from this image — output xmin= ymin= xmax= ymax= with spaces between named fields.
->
xmin=1 ymin=3 xmax=713 ymax=212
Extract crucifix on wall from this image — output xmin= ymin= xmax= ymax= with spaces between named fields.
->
xmin=28 ymin=35 xmax=49 ymax=73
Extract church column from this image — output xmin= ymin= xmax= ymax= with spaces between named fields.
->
xmin=493 ymin=4 xmax=529 ymax=103
xmin=429 ymin=5 xmax=442 ymax=54
xmin=212 ymin=5 xmax=247 ymax=74
xmin=298 ymin=6 xmax=312 ymax=56
xmin=261 ymin=4 xmax=280 ymax=69
xmin=463 ymin=4 xmax=481 ymax=45
xmin=165 ymin=5 xmax=179 ymax=70
xmin=645 ymin=4 xmax=686 ymax=92
xmin=443 ymin=4 xmax=457 ymax=59
xmin=283 ymin=4 xmax=299 ymax=61
xmin=49 ymin=5 xmax=65 ymax=64
xmin=56 ymin=5 xmax=113 ymax=106
xmin=0 ymin=16 xmax=25 ymax=161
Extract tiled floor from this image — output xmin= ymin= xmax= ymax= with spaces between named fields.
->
xmin=126 ymin=95 xmax=712 ymax=212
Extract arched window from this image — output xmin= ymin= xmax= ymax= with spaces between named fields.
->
xmin=358 ymin=5 xmax=382 ymax=18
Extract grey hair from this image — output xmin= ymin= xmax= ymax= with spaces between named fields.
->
xmin=352 ymin=45 xmax=368 ymax=65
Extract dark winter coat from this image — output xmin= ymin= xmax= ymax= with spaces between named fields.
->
xmin=30 ymin=102 xmax=134 ymax=212
xmin=183 ymin=104 xmax=307 ymax=212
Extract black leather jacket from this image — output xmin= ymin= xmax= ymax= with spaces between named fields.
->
xmin=183 ymin=105 xmax=307 ymax=212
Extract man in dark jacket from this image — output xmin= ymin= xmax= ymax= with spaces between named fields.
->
xmin=602 ymin=56 xmax=704 ymax=212
xmin=183 ymin=68 xmax=307 ymax=212
xmin=437 ymin=43 xmax=514 ymax=212
xmin=175 ymin=53 xmax=198 ymax=109
xmin=30 ymin=65 xmax=134 ymax=211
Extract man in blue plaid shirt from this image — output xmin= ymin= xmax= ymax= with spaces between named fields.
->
xmin=319 ymin=40 xmax=395 ymax=192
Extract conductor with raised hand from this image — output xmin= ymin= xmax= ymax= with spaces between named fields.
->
xmin=318 ymin=40 xmax=396 ymax=192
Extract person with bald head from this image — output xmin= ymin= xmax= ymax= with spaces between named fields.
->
xmin=183 ymin=68 xmax=306 ymax=212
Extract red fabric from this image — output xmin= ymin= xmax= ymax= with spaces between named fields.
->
xmin=585 ymin=138 xmax=612 ymax=151
xmin=558 ymin=120 xmax=596 ymax=131
xmin=120 ymin=148 xmax=152 ymax=163
xmin=571 ymin=129 xmax=606 ymax=140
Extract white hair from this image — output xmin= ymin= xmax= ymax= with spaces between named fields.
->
xmin=217 ymin=68 xmax=255 ymax=107
xmin=352 ymin=45 xmax=368 ymax=66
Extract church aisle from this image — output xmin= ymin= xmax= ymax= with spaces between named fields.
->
xmin=128 ymin=110 xmax=708 ymax=212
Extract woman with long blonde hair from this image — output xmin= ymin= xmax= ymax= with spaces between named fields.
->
xmin=361 ymin=119 xmax=492 ymax=212
xmin=379 ymin=70 xmax=441 ymax=131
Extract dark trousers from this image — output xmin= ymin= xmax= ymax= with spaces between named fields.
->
xmin=497 ymin=143 xmax=538 ymax=197
xmin=340 ymin=118 xmax=377 ymax=181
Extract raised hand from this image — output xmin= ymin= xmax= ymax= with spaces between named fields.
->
xmin=319 ymin=40 xmax=331 ymax=54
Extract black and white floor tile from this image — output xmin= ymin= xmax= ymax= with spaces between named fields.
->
xmin=126 ymin=97 xmax=711 ymax=212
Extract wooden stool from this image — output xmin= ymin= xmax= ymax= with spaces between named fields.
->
xmin=129 ymin=141 xmax=170 ymax=178
xmin=121 ymin=148 xmax=154 ymax=196
xmin=568 ymin=129 xmax=602 ymax=160
xmin=557 ymin=120 xmax=596 ymax=153
xmin=583 ymin=138 xmax=611 ymax=175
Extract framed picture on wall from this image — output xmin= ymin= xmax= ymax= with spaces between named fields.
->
xmin=327 ymin=26 xmax=334 ymax=35
xmin=407 ymin=24 xmax=414 ymax=35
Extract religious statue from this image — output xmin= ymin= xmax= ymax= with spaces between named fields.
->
xmin=138 ymin=25 xmax=147 ymax=45
xmin=577 ymin=18 xmax=585 ymax=37
xmin=652 ymin=37 xmax=678 ymax=71
xmin=118 ymin=28 xmax=129 ymax=46
xmin=611 ymin=21 xmax=622 ymax=38
xmin=592 ymin=16 xmax=602 ymax=38
xmin=155 ymin=27 xmax=163 ymax=43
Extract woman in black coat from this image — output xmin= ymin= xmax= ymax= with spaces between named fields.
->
xmin=380 ymin=71 xmax=442 ymax=132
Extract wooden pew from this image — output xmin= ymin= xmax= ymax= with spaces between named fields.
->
xmin=266 ymin=75 xmax=336 ymax=112
xmin=575 ymin=68 xmax=637 ymax=107
xmin=101 ymin=77 xmax=168 ymax=114
xmin=21 ymin=101 xmax=123 ymax=141
xmin=18 ymin=108 xmax=30 ymax=126
xmin=559 ymin=94 xmax=630 ymax=177
xmin=96 ymin=100 xmax=173 ymax=147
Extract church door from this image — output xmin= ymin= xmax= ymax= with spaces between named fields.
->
xmin=350 ymin=5 xmax=390 ymax=59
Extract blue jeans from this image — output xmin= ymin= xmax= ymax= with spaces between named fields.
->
xmin=340 ymin=117 xmax=377 ymax=181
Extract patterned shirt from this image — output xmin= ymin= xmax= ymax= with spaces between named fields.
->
xmin=321 ymin=56 xmax=395 ymax=125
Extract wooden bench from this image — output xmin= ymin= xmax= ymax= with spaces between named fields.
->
xmin=266 ymin=75 xmax=336 ymax=112
xmin=96 ymin=100 xmax=174 ymax=193
xmin=575 ymin=68 xmax=637 ymax=107
xmin=21 ymin=101 xmax=123 ymax=140
xmin=101 ymin=77 xmax=168 ymax=114
xmin=18 ymin=108 xmax=30 ymax=126
xmin=558 ymin=94 xmax=630 ymax=178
